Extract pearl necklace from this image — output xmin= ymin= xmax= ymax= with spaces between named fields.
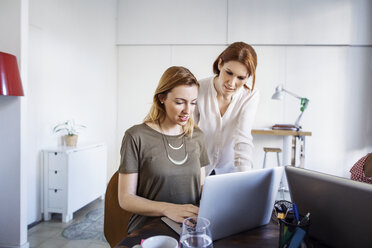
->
xmin=159 ymin=123 xmax=188 ymax=165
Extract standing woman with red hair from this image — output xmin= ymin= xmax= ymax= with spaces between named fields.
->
xmin=195 ymin=42 xmax=259 ymax=175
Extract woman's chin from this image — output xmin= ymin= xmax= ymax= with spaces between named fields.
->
xmin=177 ymin=120 xmax=188 ymax=126
xmin=223 ymin=87 xmax=236 ymax=94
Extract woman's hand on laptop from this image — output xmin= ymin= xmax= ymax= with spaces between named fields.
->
xmin=237 ymin=165 xmax=253 ymax=172
xmin=162 ymin=203 xmax=199 ymax=223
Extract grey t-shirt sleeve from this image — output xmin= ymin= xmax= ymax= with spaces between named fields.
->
xmin=118 ymin=131 xmax=139 ymax=173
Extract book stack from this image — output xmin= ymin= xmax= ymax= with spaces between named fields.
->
xmin=272 ymin=124 xmax=300 ymax=131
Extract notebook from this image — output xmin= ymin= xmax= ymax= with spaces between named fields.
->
xmin=162 ymin=167 xmax=284 ymax=241
xmin=285 ymin=166 xmax=372 ymax=247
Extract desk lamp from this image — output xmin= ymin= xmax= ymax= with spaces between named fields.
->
xmin=272 ymin=84 xmax=309 ymax=129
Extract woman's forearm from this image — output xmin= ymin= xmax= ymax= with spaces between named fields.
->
xmin=118 ymin=172 xmax=199 ymax=223
xmin=234 ymin=90 xmax=259 ymax=170
xmin=234 ymin=142 xmax=254 ymax=168
xmin=120 ymin=193 xmax=199 ymax=223
xmin=119 ymin=193 xmax=171 ymax=217
xmin=118 ymin=172 xmax=169 ymax=216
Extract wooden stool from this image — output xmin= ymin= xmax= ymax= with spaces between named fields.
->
xmin=263 ymin=147 xmax=282 ymax=168
xmin=262 ymin=147 xmax=285 ymax=199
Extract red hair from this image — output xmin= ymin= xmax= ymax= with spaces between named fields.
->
xmin=213 ymin=42 xmax=257 ymax=90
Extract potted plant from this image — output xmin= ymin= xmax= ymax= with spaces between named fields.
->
xmin=53 ymin=120 xmax=86 ymax=146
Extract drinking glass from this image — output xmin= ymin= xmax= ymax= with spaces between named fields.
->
xmin=179 ymin=216 xmax=213 ymax=248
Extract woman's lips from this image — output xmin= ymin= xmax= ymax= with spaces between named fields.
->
xmin=179 ymin=115 xmax=189 ymax=122
xmin=224 ymin=84 xmax=235 ymax=91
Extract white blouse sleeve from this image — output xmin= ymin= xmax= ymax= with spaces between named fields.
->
xmin=194 ymin=103 xmax=200 ymax=125
xmin=234 ymin=90 xmax=260 ymax=170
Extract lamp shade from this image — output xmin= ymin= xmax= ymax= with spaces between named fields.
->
xmin=271 ymin=85 xmax=283 ymax=100
xmin=0 ymin=52 xmax=24 ymax=96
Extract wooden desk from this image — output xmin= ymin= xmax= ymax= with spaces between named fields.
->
xmin=252 ymin=129 xmax=312 ymax=168
xmin=115 ymin=218 xmax=279 ymax=248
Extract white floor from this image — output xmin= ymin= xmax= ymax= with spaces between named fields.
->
xmin=28 ymin=199 xmax=109 ymax=248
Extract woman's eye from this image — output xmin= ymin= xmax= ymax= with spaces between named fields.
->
xmin=226 ymin=71 xmax=233 ymax=75
xmin=238 ymin=76 xmax=245 ymax=80
xmin=191 ymin=102 xmax=197 ymax=105
xmin=176 ymin=102 xmax=183 ymax=105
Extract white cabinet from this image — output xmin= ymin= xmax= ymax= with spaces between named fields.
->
xmin=42 ymin=144 xmax=107 ymax=222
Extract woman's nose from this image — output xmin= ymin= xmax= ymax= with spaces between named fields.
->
xmin=183 ymin=104 xmax=189 ymax=113
xmin=183 ymin=104 xmax=192 ymax=114
xmin=228 ymin=77 xmax=237 ymax=87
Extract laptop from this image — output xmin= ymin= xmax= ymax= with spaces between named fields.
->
xmin=285 ymin=166 xmax=372 ymax=248
xmin=162 ymin=167 xmax=284 ymax=240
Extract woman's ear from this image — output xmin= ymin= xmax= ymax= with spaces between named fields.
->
xmin=158 ymin=94 xmax=166 ymax=104
xmin=217 ymin=58 xmax=223 ymax=71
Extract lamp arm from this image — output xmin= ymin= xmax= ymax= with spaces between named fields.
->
xmin=300 ymin=98 xmax=310 ymax=112
xmin=283 ymin=88 xmax=310 ymax=112
xmin=295 ymin=112 xmax=304 ymax=127
xmin=295 ymin=98 xmax=309 ymax=127
xmin=282 ymin=89 xmax=302 ymax=100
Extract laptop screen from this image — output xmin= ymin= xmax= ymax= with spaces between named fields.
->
xmin=286 ymin=166 xmax=372 ymax=247
xmin=198 ymin=167 xmax=283 ymax=240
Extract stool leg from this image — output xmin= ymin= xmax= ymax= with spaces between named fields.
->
xmin=279 ymin=181 xmax=285 ymax=199
xmin=276 ymin=152 xmax=281 ymax=167
xmin=276 ymin=152 xmax=285 ymax=199
xmin=263 ymin=152 xmax=267 ymax=168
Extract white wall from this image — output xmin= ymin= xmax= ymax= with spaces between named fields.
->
xmin=116 ymin=0 xmax=227 ymax=44
xmin=0 ymin=0 xmax=29 ymax=247
xmin=26 ymin=0 xmax=118 ymax=224
xmin=228 ymin=0 xmax=353 ymax=45
xmin=116 ymin=0 xmax=372 ymax=177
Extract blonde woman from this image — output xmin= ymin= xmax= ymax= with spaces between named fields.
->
xmin=118 ymin=66 xmax=209 ymax=233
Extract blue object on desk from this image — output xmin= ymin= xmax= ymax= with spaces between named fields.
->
xmin=292 ymin=203 xmax=300 ymax=223
xmin=288 ymin=227 xmax=306 ymax=248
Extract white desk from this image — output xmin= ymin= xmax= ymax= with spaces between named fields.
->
xmin=252 ymin=129 xmax=312 ymax=168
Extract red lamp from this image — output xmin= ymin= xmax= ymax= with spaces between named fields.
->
xmin=0 ymin=51 xmax=24 ymax=96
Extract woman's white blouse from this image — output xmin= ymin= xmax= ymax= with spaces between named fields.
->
xmin=195 ymin=77 xmax=259 ymax=175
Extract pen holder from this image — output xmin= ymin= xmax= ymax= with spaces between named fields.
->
xmin=278 ymin=213 xmax=310 ymax=248
xmin=273 ymin=200 xmax=293 ymax=222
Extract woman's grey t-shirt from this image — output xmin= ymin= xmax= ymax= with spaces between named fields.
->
xmin=118 ymin=123 xmax=209 ymax=233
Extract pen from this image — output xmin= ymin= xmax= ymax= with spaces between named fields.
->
xmin=288 ymin=227 xmax=306 ymax=248
xmin=299 ymin=212 xmax=310 ymax=226
xmin=275 ymin=205 xmax=282 ymax=213
xmin=280 ymin=226 xmax=293 ymax=248
xmin=285 ymin=207 xmax=292 ymax=220
xmin=292 ymin=203 xmax=300 ymax=224
xmin=281 ymin=203 xmax=287 ymax=214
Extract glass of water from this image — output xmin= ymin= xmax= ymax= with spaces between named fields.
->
xmin=179 ymin=216 xmax=213 ymax=248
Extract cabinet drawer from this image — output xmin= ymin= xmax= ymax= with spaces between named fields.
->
xmin=48 ymin=189 xmax=65 ymax=209
xmin=48 ymin=170 xmax=66 ymax=189
xmin=47 ymin=152 xmax=67 ymax=171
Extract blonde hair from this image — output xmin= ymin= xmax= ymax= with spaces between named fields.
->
xmin=213 ymin=42 xmax=257 ymax=91
xmin=144 ymin=66 xmax=199 ymax=136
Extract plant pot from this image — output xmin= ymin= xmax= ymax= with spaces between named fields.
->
xmin=64 ymin=135 xmax=78 ymax=147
